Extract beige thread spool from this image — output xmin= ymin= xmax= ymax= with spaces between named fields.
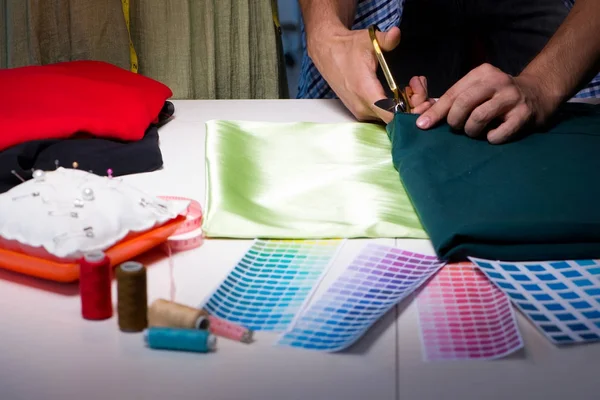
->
xmin=148 ymin=299 xmax=210 ymax=330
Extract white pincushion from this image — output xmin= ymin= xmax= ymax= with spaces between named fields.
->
xmin=0 ymin=168 xmax=188 ymax=260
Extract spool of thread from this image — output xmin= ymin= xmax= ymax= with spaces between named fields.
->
xmin=144 ymin=327 xmax=217 ymax=353
xmin=116 ymin=261 xmax=147 ymax=332
xmin=79 ymin=251 xmax=112 ymax=320
xmin=208 ymin=315 xmax=254 ymax=343
xmin=148 ymin=299 xmax=210 ymax=330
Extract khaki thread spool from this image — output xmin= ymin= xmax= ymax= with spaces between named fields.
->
xmin=148 ymin=299 xmax=210 ymax=330
xmin=116 ymin=261 xmax=148 ymax=332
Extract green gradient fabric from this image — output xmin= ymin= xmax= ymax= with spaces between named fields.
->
xmin=387 ymin=102 xmax=600 ymax=262
xmin=203 ymin=120 xmax=427 ymax=239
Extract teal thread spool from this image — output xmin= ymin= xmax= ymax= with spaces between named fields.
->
xmin=144 ymin=327 xmax=217 ymax=353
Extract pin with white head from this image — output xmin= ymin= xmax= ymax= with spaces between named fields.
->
xmin=32 ymin=169 xmax=45 ymax=182
xmin=55 ymin=160 xmax=60 ymax=170
xmin=82 ymin=187 xmax=95 ymax=201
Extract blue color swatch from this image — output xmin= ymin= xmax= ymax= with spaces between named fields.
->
xmin=469 ymin=257 xmax=600 ymax=344
xmin=203 ymin=239 xmax=342 ymax=331
xmin=277 ymin=244 xmax=445 ymax=351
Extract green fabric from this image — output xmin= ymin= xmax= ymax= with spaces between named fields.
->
xmin=130 ymin=0 xmax=286 ymax=99
xmin=387 ymin=102 xmax=600 ymax=262
xmin=203 ymin=120 xmax=427 ymax=239
xmin=1 ymin=0 xmax=286 ymax=100
xmin=0 ymin=0 xmax=130 ymax=70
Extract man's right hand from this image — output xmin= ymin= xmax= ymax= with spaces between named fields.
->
xmin=307 ymin=26 xmax=433 ymax=123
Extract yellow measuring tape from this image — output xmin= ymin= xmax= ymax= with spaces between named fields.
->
xmin=121 ymin=0 xmax=139 ymax=73
xmin=271 ymin=0 xmax=282 ymax=35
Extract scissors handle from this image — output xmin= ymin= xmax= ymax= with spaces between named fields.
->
xmin=368 ymin=25 xmax=399 ymax=103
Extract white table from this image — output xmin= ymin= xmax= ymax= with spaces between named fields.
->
xmin=0 ymin=99 xmax=599 ymax=400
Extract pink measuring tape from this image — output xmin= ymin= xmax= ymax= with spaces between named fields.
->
xmin=159 ymin=196 xmax=204 ymax=252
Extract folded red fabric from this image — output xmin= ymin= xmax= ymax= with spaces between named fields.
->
xmin=0 ymin=60 xmax=172 ymax=152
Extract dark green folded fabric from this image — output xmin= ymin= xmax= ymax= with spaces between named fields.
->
xmin=387 ymin=102 xmax=600 ymax=262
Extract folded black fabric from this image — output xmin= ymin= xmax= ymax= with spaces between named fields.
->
xmin=0 ymin=125 xmax=163 ymax=194
xmin=387 ymin=102 xmax=600 ymax=262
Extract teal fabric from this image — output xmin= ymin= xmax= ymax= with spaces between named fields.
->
xmin=387 ymin=103 xmax=600 ymax=262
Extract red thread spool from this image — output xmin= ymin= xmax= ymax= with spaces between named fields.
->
xmin=79 ymin=251 xmax=113 ymax=320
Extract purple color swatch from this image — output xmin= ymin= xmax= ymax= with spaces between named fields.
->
xmin=277 ymin=243 xmax=445 ymax=352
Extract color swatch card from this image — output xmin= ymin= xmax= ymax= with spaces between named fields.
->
xmin=276 ymin=243 xmax=445 ymax=352
xmin=203 ymin=239 xmax=342 ymax=331
xmin=416 ymin=263 xmax=524 ymax=361
xmin=469 ymin=257 xmax=600 ymax=344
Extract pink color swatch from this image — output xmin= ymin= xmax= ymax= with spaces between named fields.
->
xmin=416 ymin=262 xmax=524 ymax=361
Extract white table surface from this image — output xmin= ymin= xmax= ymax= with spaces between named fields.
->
xmin=1 ymin=99 xmax=599 ymax=400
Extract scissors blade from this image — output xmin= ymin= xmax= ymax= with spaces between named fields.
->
xmin=374 ymin=98 xmax=397 ymax=112
xmin=368 ymin=25 xmax=414 ymax=114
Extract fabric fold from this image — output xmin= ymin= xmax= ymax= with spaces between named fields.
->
xmin=0 ymin=60 xmax=172 ymax=151
xmin=0 ymin=125 xmax=164 ymax=194
xmin=387 ymin=102 xmax=600 ymax=261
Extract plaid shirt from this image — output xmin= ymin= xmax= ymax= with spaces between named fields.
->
xmin=297 ymin=0 xmax=600 ymax=99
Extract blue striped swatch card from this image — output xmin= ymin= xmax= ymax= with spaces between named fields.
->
xmin=276 ymin=243 xmax=445 ymax=351
xmin=469 ymin=257 xmax=600 ymax=344
xmin=202 ymin=239 xmax=343 ymax=331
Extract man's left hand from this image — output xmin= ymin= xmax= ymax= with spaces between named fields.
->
xmin=415 ymin=63 xmax=551 ymax=144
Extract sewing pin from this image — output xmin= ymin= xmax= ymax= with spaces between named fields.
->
xmin=10 ymin=170 xmax=25 ymax=183
xmin=53 ymin=227 xmax=95 ymax=245
xmin=55 ymin=160 xmax=60 ymax=170
xmin=72 ymin=161 xmax=79 ymax=169
xmin=48 ymin=211 xmax=79 ymax=218
xmin=32 ymin=169 xmax=46 ymax=182
xmin=11 ymin=192 xmax=40 ymax=201
xmin=107 ymin=169 xmax=113 ymax=179
xmin=82 ymin=187 xmax=95 ymax=201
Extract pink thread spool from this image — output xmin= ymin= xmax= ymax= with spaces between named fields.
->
xmin=208 ymin=315 xmax=253 ymax=343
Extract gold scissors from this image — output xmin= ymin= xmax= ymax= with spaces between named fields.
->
xmin=368 ymin=25 xmax=413 ymax=114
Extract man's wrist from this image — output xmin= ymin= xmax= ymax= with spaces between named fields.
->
xmin=299 ymin=0 xmax=358 ymax=59
xmin=306 ymin=23 xmax=351 ymax=59
xmin=516 ymin=70 xmax=565 ymax=124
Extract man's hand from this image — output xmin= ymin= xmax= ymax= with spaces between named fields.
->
xmin=408 ymin=76 xmax=435 ymax=115
xmin=307 ymin=26 xmax=400 ymax=122
xmin=307 ymin=26 xmax=432 ymax=123
xmin=415 ymin=64 xmax=556 ymax=144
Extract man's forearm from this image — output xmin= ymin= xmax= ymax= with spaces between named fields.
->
xmin=520 ymin=0 xmax=600 ymax=111
xmin=299 ymin=0 xmax=358 ymax=48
